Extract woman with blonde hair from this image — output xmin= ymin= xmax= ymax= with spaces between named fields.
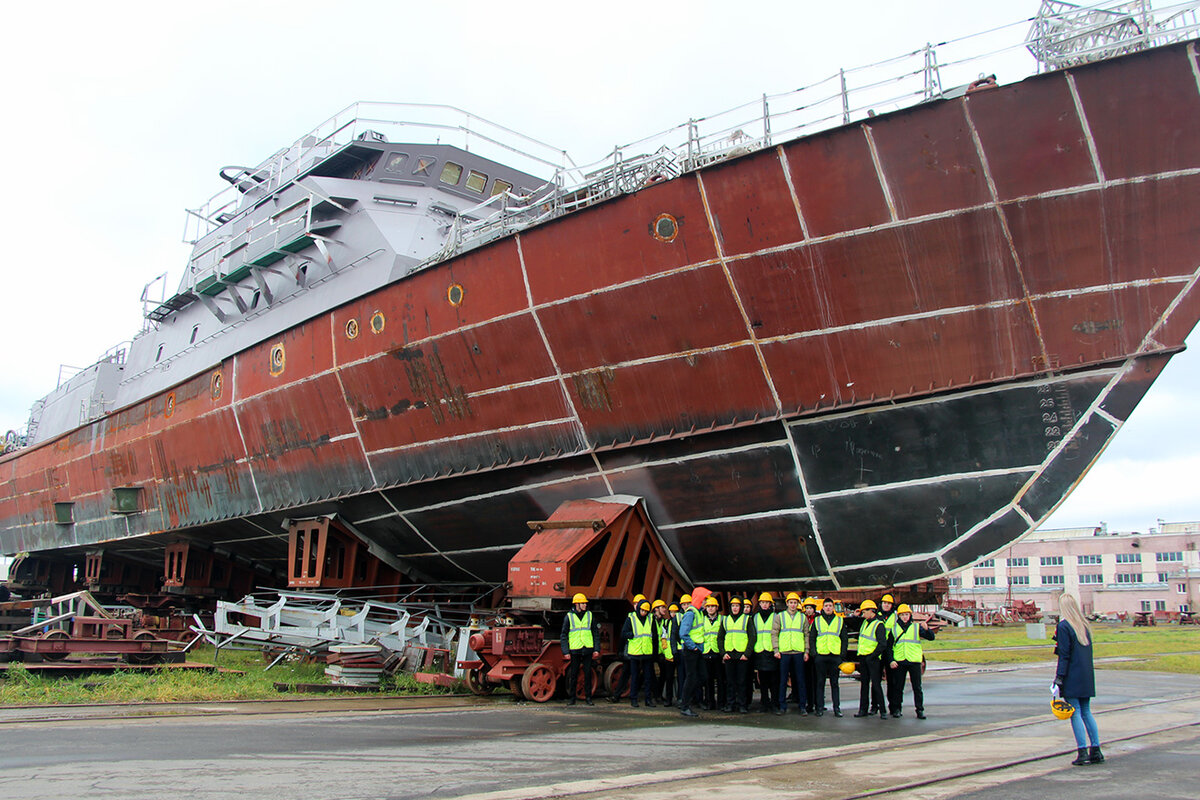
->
xmin=1054 ymin=593 xmax=1103 ymax=765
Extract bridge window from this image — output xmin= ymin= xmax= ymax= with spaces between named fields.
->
xmin=491 ymin=179 xmax=513 ymax=198
xmin=465 ymin=170 xmax=488 ymax=193
xmin=384 ymin=153 xmax=409 ymax=173
xmin=440 ymin=161 xmax=463 ymax=185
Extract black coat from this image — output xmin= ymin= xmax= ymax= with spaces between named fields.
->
xmin=1054 ymin=619 xmax=1096 ymax=699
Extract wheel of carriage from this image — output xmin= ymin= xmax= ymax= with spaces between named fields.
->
xmin=520 ymin=662 xmax=557 ymax=703
xmin=603 ymin=661 xmax=626 ymax=698
xmin=38 ymin=629 xmax=71 ymax=661
xmin=465 ymin=667 xmax=494 ymax=695
xmin=508 ymin=677 xmax=525 ymax=700
xmin=124 ymin=630 xmax=160 ymax=665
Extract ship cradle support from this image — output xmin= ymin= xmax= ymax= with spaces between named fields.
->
xmin=3 ymin=42 xmax=1200 ymax=594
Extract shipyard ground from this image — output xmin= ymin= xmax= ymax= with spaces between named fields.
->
xmin=0 ymin=664 xmax=1196 ymax=799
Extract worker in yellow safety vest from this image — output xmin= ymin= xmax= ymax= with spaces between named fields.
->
xmin=700 ymin=596 xmax=725 ymax=710
xmin=878 ymin=593 xmax=901 ymax=714
xmin=560 ymin=593 xmax=600 ymax=705
xmin=808 ymin=597 xmax=849 ymax=716
xmin=853 ymin=600 xmax=890 ymax=719
xmin=801 ymin=596 xmax=820 ymax=713
xmin=608 ymin=593 xmax=646 ymax=703
xmin=621 ymin=600 xmax=657 ymax=707
xmin=653 ymin=600 xmax=677 ymax=706
xmin=721 ymin=597 xmax=751 ymax=713
xmin=772 ymin=591 xmax=808 ymax=716
xmin=752 ymin=592 xmax=778 ymax=713
xmin=888 ymin=603 xmax=936 ymax=719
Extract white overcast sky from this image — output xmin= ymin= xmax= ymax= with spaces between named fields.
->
xmin=0 ymin=0 xmax=1196 ymax=555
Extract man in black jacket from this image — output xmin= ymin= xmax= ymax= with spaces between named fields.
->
xmin=560 ymin=593 xmax=601 ymax=705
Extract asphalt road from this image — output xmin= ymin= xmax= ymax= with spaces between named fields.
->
xmin=0 ymin=663 xmax=1196 ymax=799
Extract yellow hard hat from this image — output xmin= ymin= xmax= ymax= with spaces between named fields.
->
xmin=859 ymin=599 xmax=878 ymax=610
xmin=802 ymin=597 xmax=819 ymax=607
xmin=704 ymin=596 xmax=720 ymax=607
xmin=651 ymin=599 xmax=667 ymax=610
xmin=758 ymin=592 xmax=773 ymax=603
xmin=1051 ymin=698 xmax=1075 ymax=720
xmin=668 ymin=603 xmax=680 ymax=612
xmin=839 ymin=662 xmax=856 ymax=675
xmin=881 ymin=594 xmax=894 ymax=603
xmin=680 ymin=593 xmax=693 ymax=605
xmin=633 ymin=594 xmax=646 ymax=605
xmin=572 ymin=593 xmax=588 ymax=604
xmin=896 ymin=603 xmax=912 ymax=614
xmin=785 ymin=591 xmax=801 ymax=602
xmin=637 ymin=600 xmax=651 ymax=611
xmin=729 ymin=597 xmax=743 ymax=606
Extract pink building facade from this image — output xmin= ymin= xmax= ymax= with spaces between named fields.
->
xmin=947 ymin=522 xmax=1200 ymax=618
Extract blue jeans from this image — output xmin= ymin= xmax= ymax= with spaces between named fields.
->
xmin=1067 ymin=697 xmax=1100 ymax=747
xmin=778 ymin=652 xmax=806 ymax=710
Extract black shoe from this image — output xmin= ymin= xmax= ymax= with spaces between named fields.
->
xmin=607 ymin=696 xmax=619 ymax=704
xmin=1071 ymin=747 xmax=1091 ymax=766
xmin=631 ymin=700 xmax=639 ymax=708
xmin=854 ymin=712 xmax=869 ymax=718
xmin=773 ymin=708 xmax=783 ymax=716
xmin=815 ymin=709 xmax=825 ymax=717
xmin=646 ymin=699 xmax=656 ymax=707
xmin=1088 ymin=746 xmax=1104 ymax=764
xmin=806 ymin=706 xmax=815 ymax=714
xmin=891 ymin=711 xmax=903 ymax=718
xmin=566 ymin=698 xmax=576 ymax=706
xmin=916 ymin=711 xmax=926 ymax=720
xmin=680 ymin=707 xmax=698 ymax=717
xmin=798 ymin=708 xmax=808 ymax=716
xmin=584 ymin=699 xmax=594 ymax=706
xmin=880 ymin=711 xmax=888 ymax=720
xmin=738 ymin=707 xmax=749 ymax=714
xmin=834 ymin=709 xmax=844 ymax=718
xmin=721 ymin=705 xmax=733 ymax=713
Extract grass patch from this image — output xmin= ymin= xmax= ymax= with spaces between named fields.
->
xmin=0 ymin=644 xmax=464 ymax=705
xmin=925 ymin=623 xmax=1200 ymax=672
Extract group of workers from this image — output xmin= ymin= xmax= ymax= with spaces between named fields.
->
xmin=560 ymin=591 xmax=937 ymax=719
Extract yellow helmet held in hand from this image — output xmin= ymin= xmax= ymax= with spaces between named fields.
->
xmin=896 ymin=603 xmax=912 ymax=614
xmin=1051 ymin=698 xmax=1075 ymax=720
xmin=572 ymin=593 xmax=588 ymax=604
xmin=839 ymin=662 xmax=857 ymax=675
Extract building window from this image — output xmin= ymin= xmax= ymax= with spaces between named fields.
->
xmin=974 ymin=576 xmax=996 ymax=586
xmin=1158 ymin=572 xmax=1171 ymax=583
xmin=1008 ymin=557 xmax=1029 ymax=567
xmin=1116 ymin=573 xmax=1144 ymax=584
xmin=1183 ymin=604 xmax=1191 ymax=613
xmin=1078 ymin=574 xmax=1103 ymax=584
xmin=1156 ymin=552 xmax=1183 ymax=562
xmin=1141 ymin=600 xmax=1153 ymax=612
xmin=1179 ymin=583 xmax=1188 ymax=594
xmin=1010 ymin=575 xmax=1030 ymax=585
xmin=948 ymin=577 xmax=960 ymax=587
xmin=978 ymin=559 xmax=995 ymax=568
xmin=1155 ymin=600 xmax=1167 ymax=611
xmin=1042 ymin=574 xmax=1065 ymax=585
xmin=1116 ymin=553 xmax=1142 ymax=563
xmin=1040 ymin=556 xmax=1064 ymax=566
xmin=1077 ymin=554 xmax=1102 ymax=565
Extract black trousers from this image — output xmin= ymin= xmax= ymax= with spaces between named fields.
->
xmin=894 ymin=660 xmax=924 ymax=713
xmin=815 ymin=654 xmax=842 ymax=711
xmin=702 ymin=654 xmax=724 ymax=708
xmin=723 ymin=655 xmax=751 ymax=710
xmin=657 ymin=655 xmax=676 ymax=702
xmin=858 ymin=655 xmax=885 ymax=714
xmin=564 ymin=649 xmax=594 ymax=699
xmin=629 ymin=656 xmax=655 ymax=702
xmin=679 ymin=648 xmax=703 ymax=711
xmin=886 ymin=661 xmax=903 ymax=713
xmin=804 ymin=655 xmax=818 ymax=710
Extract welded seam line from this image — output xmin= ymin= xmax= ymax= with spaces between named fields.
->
xmin=365 ymin=416 xmax=576 ymax=457
xmin=776 ymin=146 xmax=811 ymax=239
xmin=783 ymin=422 xmax=839 ymax=588
xmin=228 ymin=353 xmax=265 ymax=513
xmin=657 ymin=507 xmax=810 ymax=531
xmin=862 ymin=124 xmax=899 ymax=221
xmin=329 ymin=314 xmax=379 ymax=487
xmin=809 ymin=466 xmax=1038 ymax=502
xmin=376 ymin=492 xmax=484 ymax=582
xmin=1066 ymin=71 xmax=1106 ymax=184
xmin=695 ymin=171 xmax=784 ymax=415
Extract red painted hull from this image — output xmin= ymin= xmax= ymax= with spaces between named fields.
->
xmin=4 ymin=42 xmax=1200 ymax=589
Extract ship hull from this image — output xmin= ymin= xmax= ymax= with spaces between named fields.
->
xmin=3 ymin=42 xmax=1200 ymax=589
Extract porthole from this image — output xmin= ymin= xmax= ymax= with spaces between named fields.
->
xmin=269 ymin=343 xmax=286 ymax=376
xmin=447 ymin=283 xmax=465 ymax=307
xmin=210 ymin=371 xmax=223 ymax=400
xmin=370 ymin=311 xmax=385 ymax=334
xmin=652 ymin=213 xmax=679 ymax=242
xmin=345 ymin=318 xmax=360 ymax=340
xmin=164 ymin=392 xmax=176 ymax=418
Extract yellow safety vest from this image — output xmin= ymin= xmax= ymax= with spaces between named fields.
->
xmin=627 ymin=613 xmax=653 ymax=656
xmin=815 ymin=615 xmax=844 ymax=655
xmin=858 ymin=619 xmax=882 ymax=656
xmin=568 ymin=611 xmax=593 ymax=650
xmin=686 ymin=608 xmax=705 ymax=646
xmin=754 ymin=613 xmax=776 ymax=653
xmin=702 ymin=615 xmax=721 ymax=654
xmin=778 ymin=610 xmax=806 ymax=653
xmin=893 ymin=621 xmax=923 ymax=662
xmin=659 ymin=618 xmax=675 ymax=661
xmin=723 ymin=613 xmax=749 ymax=652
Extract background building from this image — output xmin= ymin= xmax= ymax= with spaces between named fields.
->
xmin=948 ymin=521 xmax=1200 ymax=618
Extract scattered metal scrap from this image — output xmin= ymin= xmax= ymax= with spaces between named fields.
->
xmin=1 ymin=590 xmax=171 ymax=664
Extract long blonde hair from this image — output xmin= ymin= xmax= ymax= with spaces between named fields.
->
xmin=1058 ymin=593 xmax=1091 ymax=646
